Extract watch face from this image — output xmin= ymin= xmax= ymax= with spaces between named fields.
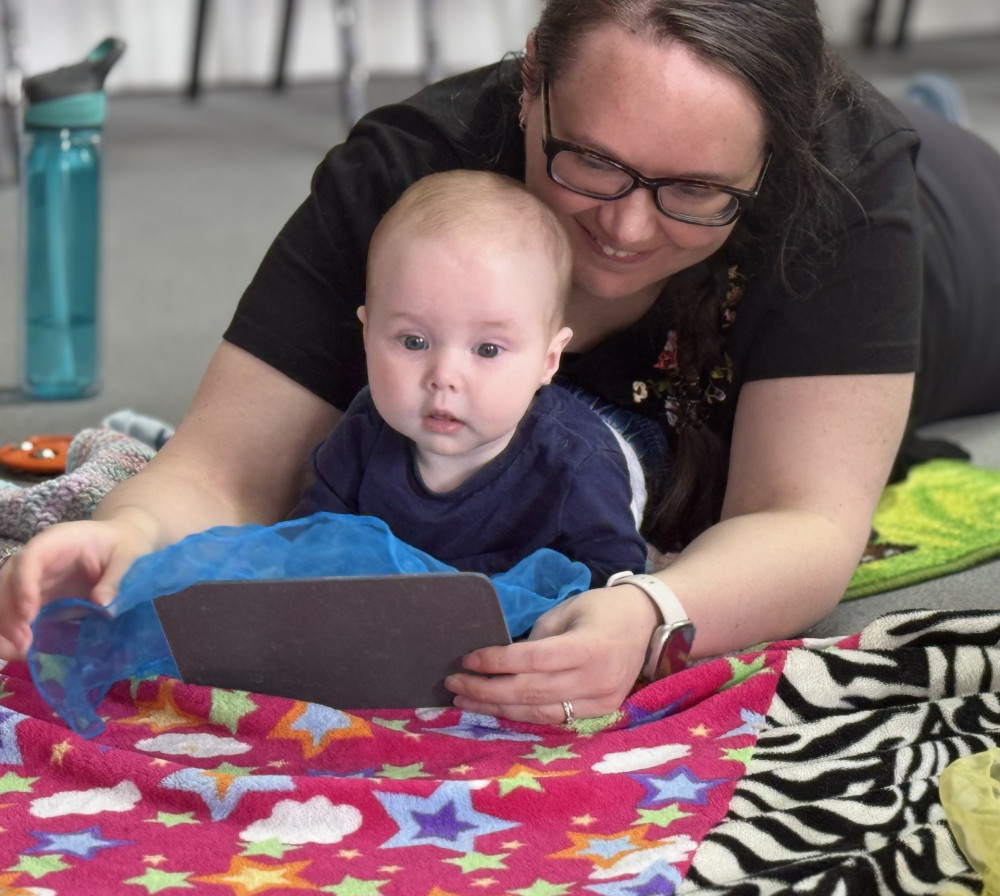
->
xmin=652 ymin=623 xmax=696 ymax=679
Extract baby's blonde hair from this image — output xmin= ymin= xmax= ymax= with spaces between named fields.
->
xmin=367 ymin=170 xmax=572 ymax=327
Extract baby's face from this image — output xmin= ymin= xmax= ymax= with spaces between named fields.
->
xmin=361 ymin=233 xmax=570 ymax=484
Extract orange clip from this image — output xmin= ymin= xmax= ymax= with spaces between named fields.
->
xmin=0 ymin=434 xmax=74 ymax=475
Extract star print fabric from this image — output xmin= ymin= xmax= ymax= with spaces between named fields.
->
xmin=0 ymin=627 xmax=781 ymax=895
xmin=2 ymin=609 xmax=997 ymax=893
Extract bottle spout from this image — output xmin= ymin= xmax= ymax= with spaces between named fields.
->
xmin=24 ymin=36 xmax=127 ymax=104
xmin=85 ymin=38 xmax=127 ymax=88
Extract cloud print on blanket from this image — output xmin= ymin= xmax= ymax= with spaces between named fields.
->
xmin=27 ymin=513 xmax=591 ymax=737
xmin=240 ymin=796 xmax=363 ymax=844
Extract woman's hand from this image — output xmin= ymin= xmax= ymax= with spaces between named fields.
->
xmin=1 ymin=347 xmax=342 ymax=663
xmin=445 ymin=584 xmax=657 ymax=724
xmin=0 ymin=517 xmax=156 ymax=660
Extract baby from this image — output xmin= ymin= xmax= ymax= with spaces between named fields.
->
xmin=293 ymin=170 xmax=646 ymax=587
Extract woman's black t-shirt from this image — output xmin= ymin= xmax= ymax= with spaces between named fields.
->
xmin=224 ymin=58 xmax=923 ymax=447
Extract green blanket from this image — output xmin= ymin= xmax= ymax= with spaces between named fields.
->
xmin=846 ymin=459 xmax=1000 ymax=599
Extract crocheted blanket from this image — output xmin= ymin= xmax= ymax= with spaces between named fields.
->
xmin=0 ymin=608 xmax=996 ymax=894
xmin=0 ymin=428 xmax=154 ymax=564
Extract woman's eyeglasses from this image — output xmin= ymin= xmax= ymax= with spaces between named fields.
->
xmin=540 ymin=79 xmax=770 ymax=227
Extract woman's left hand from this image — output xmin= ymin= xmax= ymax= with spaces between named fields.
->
xmin=444 ymin=584 xmax=656 ymax=724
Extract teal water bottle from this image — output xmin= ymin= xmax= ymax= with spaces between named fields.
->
xmin=20 ymin=38 xmax=125 ymax=399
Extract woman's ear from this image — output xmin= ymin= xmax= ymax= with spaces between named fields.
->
xmin=521 ymin=29 xmax=540 ymax=99
xmin=356 ymin=305 xmax=367 ymax=337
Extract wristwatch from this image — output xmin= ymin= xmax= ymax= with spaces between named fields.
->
xmin=607 ymin=571 xmax=696 ymax=680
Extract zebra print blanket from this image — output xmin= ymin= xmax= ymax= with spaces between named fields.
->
xmin=0 ymin=607 xmax=996 ymax=894
xmin=683 ymin=608 xmax=1000 ymax=894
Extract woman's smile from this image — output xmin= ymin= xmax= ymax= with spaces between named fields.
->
xmin=584 ymin=223 xmax=647 ymax=261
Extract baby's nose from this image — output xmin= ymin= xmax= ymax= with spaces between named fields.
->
xmin=425 ymin=353 xmax=460 ymax=391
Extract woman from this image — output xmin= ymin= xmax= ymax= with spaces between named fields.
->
xmin=1 ymin=1 xmax=996 ymax=724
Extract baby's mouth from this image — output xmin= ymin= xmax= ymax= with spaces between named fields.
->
xmin=424 ymin=410 xmax=464 ymax=433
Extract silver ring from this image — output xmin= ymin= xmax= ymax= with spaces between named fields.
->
xmin=561 ymin=701 xmax=575 ymax=725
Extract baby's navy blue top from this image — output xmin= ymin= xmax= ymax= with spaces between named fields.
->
xmin=293 ymin=384 xmax=648 ymax=587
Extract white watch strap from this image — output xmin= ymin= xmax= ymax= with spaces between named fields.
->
xmin=606 ymin=571 xmax=690 ymax=627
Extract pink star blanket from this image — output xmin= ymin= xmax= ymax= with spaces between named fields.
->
xmin=0 ymin=607 xmax=996 ymax=895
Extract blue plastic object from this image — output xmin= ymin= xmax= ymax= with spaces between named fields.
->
xmin=21 ymin=38 xmax=125 ymax=399
xmin=28 ymin=513 xmax=591 ymax=737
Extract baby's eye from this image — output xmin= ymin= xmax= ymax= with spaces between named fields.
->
xmin=399 ymin=335 xmax=428 ymax=351
xmin=475 ymin=343 xmax=502 ymax=359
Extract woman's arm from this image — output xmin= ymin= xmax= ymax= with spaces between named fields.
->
xmin=657 ymin=371 xmax=914 ymax=655
xmin=96 ymin=341 xmax=341 ymax=542
xmin=0 ymin=342 xmax=341 ymax=656
xmin=446 ymin=371 xmax=914 ymax=722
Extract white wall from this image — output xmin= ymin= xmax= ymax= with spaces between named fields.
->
xmin=8 ymin=0 xmax=1000 ymax=93
xmin=10 ymin=0 xmax=540 ymax=92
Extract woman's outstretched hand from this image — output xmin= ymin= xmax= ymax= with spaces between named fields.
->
xmin=445 ymin=584 xmax=657 ymax=725
xmin=0 ymin=518 xmax=155 ymax=661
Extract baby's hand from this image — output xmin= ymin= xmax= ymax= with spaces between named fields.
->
xmin=0 ymin=519 xmax=151 ymax=660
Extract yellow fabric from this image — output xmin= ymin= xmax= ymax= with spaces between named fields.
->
xmin=939 ymin=748 xmax=1000 ymax=894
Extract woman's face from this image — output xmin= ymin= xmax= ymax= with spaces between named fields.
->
xmin=522 ymin=24 xmax=769 ymax=311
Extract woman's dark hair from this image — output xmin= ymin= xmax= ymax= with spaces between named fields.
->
xmin=525 ymin=0 xmax=859 ymax=551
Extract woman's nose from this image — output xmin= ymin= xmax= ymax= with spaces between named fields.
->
xmin=595 ymin=187 xmax=661 ymax=246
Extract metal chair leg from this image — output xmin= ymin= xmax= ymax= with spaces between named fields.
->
xmin=894 ymin=0 xmax=916 ymax=49
xmin=335 ymin=0 xmax=367 ymax=129
xmin=273 ymin=0 xmax=296 ymax=90
xmin=187 ymin=0 xmax=210 ymax=100
xmin=419 ymin=0 xmax=441 ymax=85
xmin=861 ymin=0 xmax=881 ymax=48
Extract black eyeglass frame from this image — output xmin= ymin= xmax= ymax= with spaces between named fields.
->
xmin=540 ymin=79 xmax=771 ymax=227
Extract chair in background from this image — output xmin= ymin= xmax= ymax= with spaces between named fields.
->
xmin=187 ymin=0 xmax=441 ymax=131
xmin=861 ymin=0 xmax=917 ymax=49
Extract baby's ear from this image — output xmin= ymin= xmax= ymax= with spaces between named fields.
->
xmin=356 ymin=305 xmax=367 ymax=334
xmin=541 ymin=326 xmax=574 ymax=384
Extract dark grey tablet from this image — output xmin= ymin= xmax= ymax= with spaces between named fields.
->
xmin=152 ymin=573 xmax=511 ymax=709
